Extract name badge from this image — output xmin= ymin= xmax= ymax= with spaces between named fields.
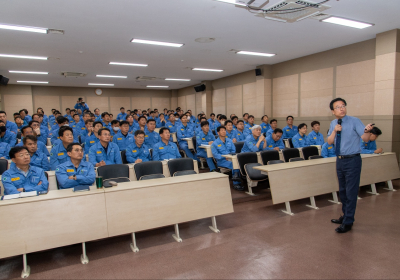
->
xmin=314 ymin=137 xmax=316 ymax=139
xmin=81 ymin=127 xmax=85 ymax=130
xmin=269 ymin=145 xmax=272 ymax=148
xmin=365 ymin=144 xmax=368 ymax=146
xmin=202 ymin=138 xmax=205 ymax=140
xmin=58 ymin=152 xmax=64 ymax=156
xmin=67 ymin=169 xmax=75 ymax=172
xmin=181 ymin=129 xmax=184 ymax=131
xmin=159 ymin=147 xmax=164 ymax=149
xmin=169 ymin=126 xmax=172 ymax=128
xmin=132 ymin=150 xmax=137 ymax=153
xmin=117 ymin=138 xmax=122 ymax=140
xmin=145 ymin=135 xmax=148 ymax=137
xmin=97 ymin=151 xmax=102 ymax=154
xmin=90 ymin=141 xmax=95 ymax=144
xmin=328 ymin=146 xmax=333 ymax=150
xmin=299 ymin=138 xmax=302 ymax=140
xmin=286 ymin=129 xmax=289 ymax=131
xmin=238 ymin=133 xmax=241 ymax=135
xmin=218 ymin=144 xmax=221 ymax=147
xmin=11 ymin=177 xmax=20 ymax=181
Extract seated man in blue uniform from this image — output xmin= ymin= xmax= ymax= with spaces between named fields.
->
xmin=144 ymin=119 xmax=161 ymax=147
xmin=231 ymin=116 xmax=238 ymax=129
xmin=17 ymin=126 xmax=50 ymax=156
xmin=308 ymin=121 xmax=324 ymax=146
xmin=30 ymin=116 xmax=48 ymax=145
xmin=177 ymin=114 xmax=196 ymax=160
xmin=241 ymin=125 xmax=267 ymax=153
xmin=74 ymin=98 xmax=89 ymax=114
xmin=126 ymin=115 xmax=138 ymax=134
xmin=292 ymin=123 xmax=310 ymax=148
xmin=156 ymin=113 xmax=167 ymax=128
xmin=266 ymin=119 xmax=278 ymax=137
xmin=79 ymin=119 xmax=93 ymax=144
xmin=15 ymin=116 xmax=25 ymax=132
xmin=244 ymin=115 xmax=255 ymax=132
xmin=214 ymin=115 xmax=226 ymax=130
xmin=282 ymin=116 xmax=298 ymax=139
xmin=225 ymin=120 xmax=238 ymax=142
xmin=196 ymin=121 xmax=217 ymax=172
xmin=235 ymin=120 xmax=247 ymax=141
xmin=360 ymin=127 xmax=383 ymax=154
xmin=260 ymin=115 xmax=271 ymax=134
xmin=242 ymin=113 xmax=249 ymax=125
xmin=137 ymin=116 xmax=147 ymax=132
xmin=207 ymin=113 xmax=217 ymax=131
xmin=110 ymin=120 xmax=120 ymax=138
xmin=50 ymin=127 xmax=75 ymax=170
xmin=49 ymin=116 xmax=70 ymax=145
xmin=0 ymin=141 xmax=11 ymax=159
xmin=195 ymin=116 xmax=208 ymax=135
xmin=101 ymin=112 xmax=112 ymax=130
xmin=117 ymin=107 xmax=127 ymax=121
xmin=166 ymin=112 xmax=179 ymax=139
xmin=211 ymin=126 xmax=244 ymax=191
xmin=56 ymin=143 xmax=96 ymax=189
xmin=84 ymin=121 xmax=103 ymax=154
xmin=0 ymin=111 xmax=18 ymax=134
xmin=126 ymin=130 xmax=151 ymax=163
xmin=265 ymin=128 xmax=285 ymax=151
xmin=23 ymin=135 xmax=49 ymax=171
xmin=112 ymin=120 xmax=134 ymax=150
xmin=89 ymin=128 xmax=122 ymax=167
xmin=0 ymin=121 xmax=17 ymax=147
xmin=2 ymin=146 xmax=49 ymax=195
xmin=321 ymin=142 xmax=336 ymax=158
xmin=152 ymin=127 xmax=182 ymax=160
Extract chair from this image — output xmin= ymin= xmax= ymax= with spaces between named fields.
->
xmin=282 ymin=148 xmax=300 ymax=162
xmin=167 ymin=158 xmax=196 ymax=177
xmin=302 ymin=146 xmax=319 ymax=160
xmin=237 ymin=152 xmax=268 ymax=195
xmin=260 ymin=150 xmax=280 ymax=165
xmin=0 ymin=159 xmax=8 ymax=175
xmin=149 ymin=149 xmax=153 ymax=159
xmin=268 ymin=160 xmax=284 ymax=165
xmin=97 ymin=164 xmax=130 ymax=186
xmin=192 ymin=136 xmax=197 ymax=154
xmin=288 ymin=138 xmax=294 ymax=148
xmin=309 ymin=155 xmax=323 ymax=160
xmin=289 ymin=157 xmax=304 ymax=162
xmin=140 ymin=174 xmax=165 ymax=180
xmin=17 ymin=132 xmax=22 ymax=140
xmin=234 ymin=142 xmax=245 ymax=153
xmin=212 ymin=129 xmax=216 ymax=135
xmin=121 ymin=150 xmax=128 ymax=164
xmin=78 ymin=135 xmax=82 ymax=144
xmin=134 ymin=161 xmax=163 ymax=180
xmin=173 ymin=170 xmax=197 ymax=177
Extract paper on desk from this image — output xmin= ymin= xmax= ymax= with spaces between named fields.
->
xmin=2 ymin=194 xmax=20 ymax=200
xmin=200 ymin=145 xmax=211 ymax=147
xmin=19 ymin=191 xmax=38 ymax=198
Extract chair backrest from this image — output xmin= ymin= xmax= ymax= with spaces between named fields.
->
xmin=282 ymin=148 xmax=300 ymax=162
xmin=234 ymin=142 xmax=245 ymax=153
xmin=192 ymin=136 xmax=197 ymax=152
xmin=302 ymin=146 xmax=319 ymax=160
xmin=0 ymin=159 xmax=8 ymax=175
xmin=173 ymin=170 xmax=197 ymax=177
xmin=121 ymin=150 xmax=128 ymax=164
xmin=78 ymin=135 xmax=82 ymax=144
xmin=17 ymin=132 xmax=22 ymax=140
xmin=289 ymin=157 xmax=304 ymax=162
xmin=309 ymin=155 xmax=324 ymax=160
xmin=167 ymin=158 xmax=195 ymax=176
xmin=212 ymin=129 xmax=216 ymax=135
xmin=236 ymin=152 xmax=258 ymax=176
xmin=134 ymin=161 xmax=163 ymax=181
xmin=97 ymin=164 xmax=130 ymax=180
xmin=267 ymin=160 xmax=284 ymax=165
xmin=149 ymin=148 xmax=153 ymax=158
xmin=260 ymin=150 xmax=280 ymax=165
xmin=140 ymin=174 xmax=165 ymax=180
xmin=288 ymin=138 xmax=294 ymax=148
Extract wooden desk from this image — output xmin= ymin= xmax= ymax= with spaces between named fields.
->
xmin=171 ymin=132 xmax=177 ymax=143
xmin=199 ymin=145 xmax=213 ymax=158
xmin=104 ymin=172 xmax=233 ymax=249
xmin=182 ymin=137 xmax=194 ymax=149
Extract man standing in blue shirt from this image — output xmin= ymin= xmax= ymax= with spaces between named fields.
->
xmin=152 ymin=127 xmax=182 ymax=160
xmin=2 ymin=146 xmax=49 ymax=195
xmin=196 ymin=121 xmax=217 ymax=172
xmin=328 ymin=97 xmax=374 ymax=233
xmin=292 ymin=123 xmax=310 ymax=148
xmin=125 ymin=130 xmax=151 ymax=163
xmin=0 ymin=111 xmax=18 ymax=134
xmin=117 ymin=107 xmax=127 ymax=121
xmin=56 ymin=143 xmax=96 ymax=189
xmin=360 ymin=127 xmax=383 ymax=154
xmin=241 ymin=125 xmax=266 ymax=153
xmin=89 ymin=128 xmax=122 ymax=167
xmin=74 ymin=98 xmax=89 ymax=114
xmin=265 ymin=129 xmax=285 ymax=151
xmin=282 ymin=116 xmax=298 ymax=139
xmin=308 ymin=121 xmax=325 ymax=146
xmin=177 ymin=114 xmax=196 ymax=160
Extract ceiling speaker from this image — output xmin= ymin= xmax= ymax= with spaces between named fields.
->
xmin=194 ymin=84 xmax=206 ymax=92
xmin=0 ymin=75 xmax=9 ymax=86
xmin=255 ymin=69 xmax=262 ymax=76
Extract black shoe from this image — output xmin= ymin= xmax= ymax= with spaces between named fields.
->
xmin=331 ymin=216 xmax=344 ymax=224
xmin=232 ymin=174 xmax=241 ymax=180
xmin=335 ymin=223 xmax=353 ymax=233
xmin=233 ymin=184 xmax=245 ymax=191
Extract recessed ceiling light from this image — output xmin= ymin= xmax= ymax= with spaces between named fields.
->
xmin=0 ymin=23 xmax=48 ymax=34
xmin=9 ymin=71 xmax=48 ymax=74
xmin=192 ymin=68 xmax=223 ymax=72
xmin=0 ymin=54 xmax=48 ymax=60
xmin=215 ymin=0 xmax=246 ymax=6
xmin=131 ymin=38 xmax=184 ymax=48
xmin=322 ymin=16 xmax=373 ymax=29
xmin=165 ymin=78 xmax=191 ymax=81
xmin=236 ymin=51 xmax=276 ymax=57
xmin=17 ymin=81 xmax=49 ymax=84
xmin=96 ymin=75 xmax=127 ymax=78
xmin=109 ymin=62 xmax=148 ymax=67
xmin=147 ymin=85 xmax=169 ymax=88
xmin=88 ymin=83 xmax=114 ymax=86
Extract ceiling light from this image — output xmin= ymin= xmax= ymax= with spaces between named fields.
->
xmin=237 ymin=51 xmax=276 ymax=57
xmin=131 ymin=39 xmax=184 ymax=48
xmin=147 ymin=86 xmax=169 ymax=88
xmin=165 ymin=78 xmax=191 ymax=81
xmin=9 ymin=71 xmax=48 ymax=74
xmin=322 ymin=16 xmax=373 ymax=29
xmin=192 ymin=68 xmax=223 ymax=72
xmin=215 ymin=0 xmax=246 ymax=6
xmin=0 ymin=54 xmax=48 ymax=60
xmin=109 ymin=62 xmax=148 ymax=67
xmin=88 ymin=83 xmax=114 ymax=86
xmin=96 ymin=75 xmax=127 ymax=78
xmin=0 ymin=23 xmax=48 ymax=34
xmin=17 ymin=81 xmax=49 ymax=84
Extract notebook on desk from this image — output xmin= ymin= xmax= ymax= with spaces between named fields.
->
xmin=73 ymin=185 xmax=90 ymax=192
xmin=2 ymin=191 xmax=38 ymax=200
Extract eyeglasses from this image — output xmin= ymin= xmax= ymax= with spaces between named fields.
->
xmin=334 ymin=105 xmax=346 ymax=110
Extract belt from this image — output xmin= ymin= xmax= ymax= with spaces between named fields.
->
xmin=337 ymin=153 xmax=360 ymax=159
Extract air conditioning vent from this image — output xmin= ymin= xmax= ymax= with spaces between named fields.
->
xmin=255 ymin=0 xmax=330 ymax=23
xmin=61 ymin=72 xmax=86 ymax=77
xmin=310 ymin=13 xmax=331 ymax=20
xmin=136 ymin=76 xmax=162 ymax=81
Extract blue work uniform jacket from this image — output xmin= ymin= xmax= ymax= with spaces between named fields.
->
xmin=112 ymin=131 xmax=134 ymax=151
xmin=211 ymin=137 xmax=236 ymax=167
xmin=292 ymin=133 xmax=310 ymax=148
xmin=156 ymin=119 xmax=167 ymax=128
xmin=196 ymin=131 xmax=215 ymax=157
xmin=88 ymin=142 xmax=122 ymax=165
xmin=50 ymin=144 xmax=70 ymax=171
xmin=0 ymin=142 xmax=11 ymax=159
xmin=117 ymin=112 xmax=127 ymax=121
xmin=235 ymin=130 xmax=247 ymax=141
xmin=265 ymin=135 xmax=285 ymax=150
xmin=55 ymin=160 xmax=96 ymax=189
xmin=37 ymin=126 xmax=49 ymax=145
xmin=125 ymin=142 xmax=151 ymax=163
xmin=144 ymin=129 xmax=161 ymax=148
xmin=177 ymin=124 xmax=195 ymax=145
xmin=128 ymin=123 xmax=138 ymax=133
xmin=241 ymin=134 xmax=265 ymax=153
xmin=266 ymin=128 xmax=274 ymax=138
xmin=282 ymin=125 xmax=298 ymax=139
xmin=2 ymin=163 xmax=49 ymax=195
xmin=101 ymin=121 xmax=112 ymax=130
xmin=226 ymin=130 xmax=238 ymax=141
xmin=207 ymin=118 xmax=217 ymax=130
xmin=74 ymin=103 xmax=89 ymax=114
xmin=308 ymin=131 xmax=324 ymax=146
xmin=42 ymin=115 xmax=49 ymax=127
xmin=0 ymin=130 xmax=17 ymax=147
xmin=5 ymin=121 xmax=18 ymax=134
xmin=360 ymin=140 xmax=377 ymax=154
xmin=152 ymin=141 xmax=181 ymax=161
xmin=261 ymin=123 xmax=271 ymax=134
xmin=321 ymin=142 xmax=336 ymax=158
xmin=30 ymin=151 xmax=50 ymax=171
xmin=84 ymin=134 xmax=99 ymax=154
xmin=16 ymin=141 xmax=50 ymax=156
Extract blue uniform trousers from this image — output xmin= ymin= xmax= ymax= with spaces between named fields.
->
xmin=179 ymin=142 xmax=197 ymax=160
xmin=197 ymin=149 xmax=216 ymax=171
xmin=336 ymin=155 xmax=362 ymax=225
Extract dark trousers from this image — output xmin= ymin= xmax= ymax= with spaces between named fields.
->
xmin=336 ymin=155 xmax=362 ymax=225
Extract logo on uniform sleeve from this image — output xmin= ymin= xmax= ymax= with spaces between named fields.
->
xmin=11 ymin=177 xmax=20 ymax=181
xmin=3 ymin=177 xmax=6 ymax=181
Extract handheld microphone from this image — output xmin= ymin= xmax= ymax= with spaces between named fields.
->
xmin=337 ymin=119 xmax=342 ymax=135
